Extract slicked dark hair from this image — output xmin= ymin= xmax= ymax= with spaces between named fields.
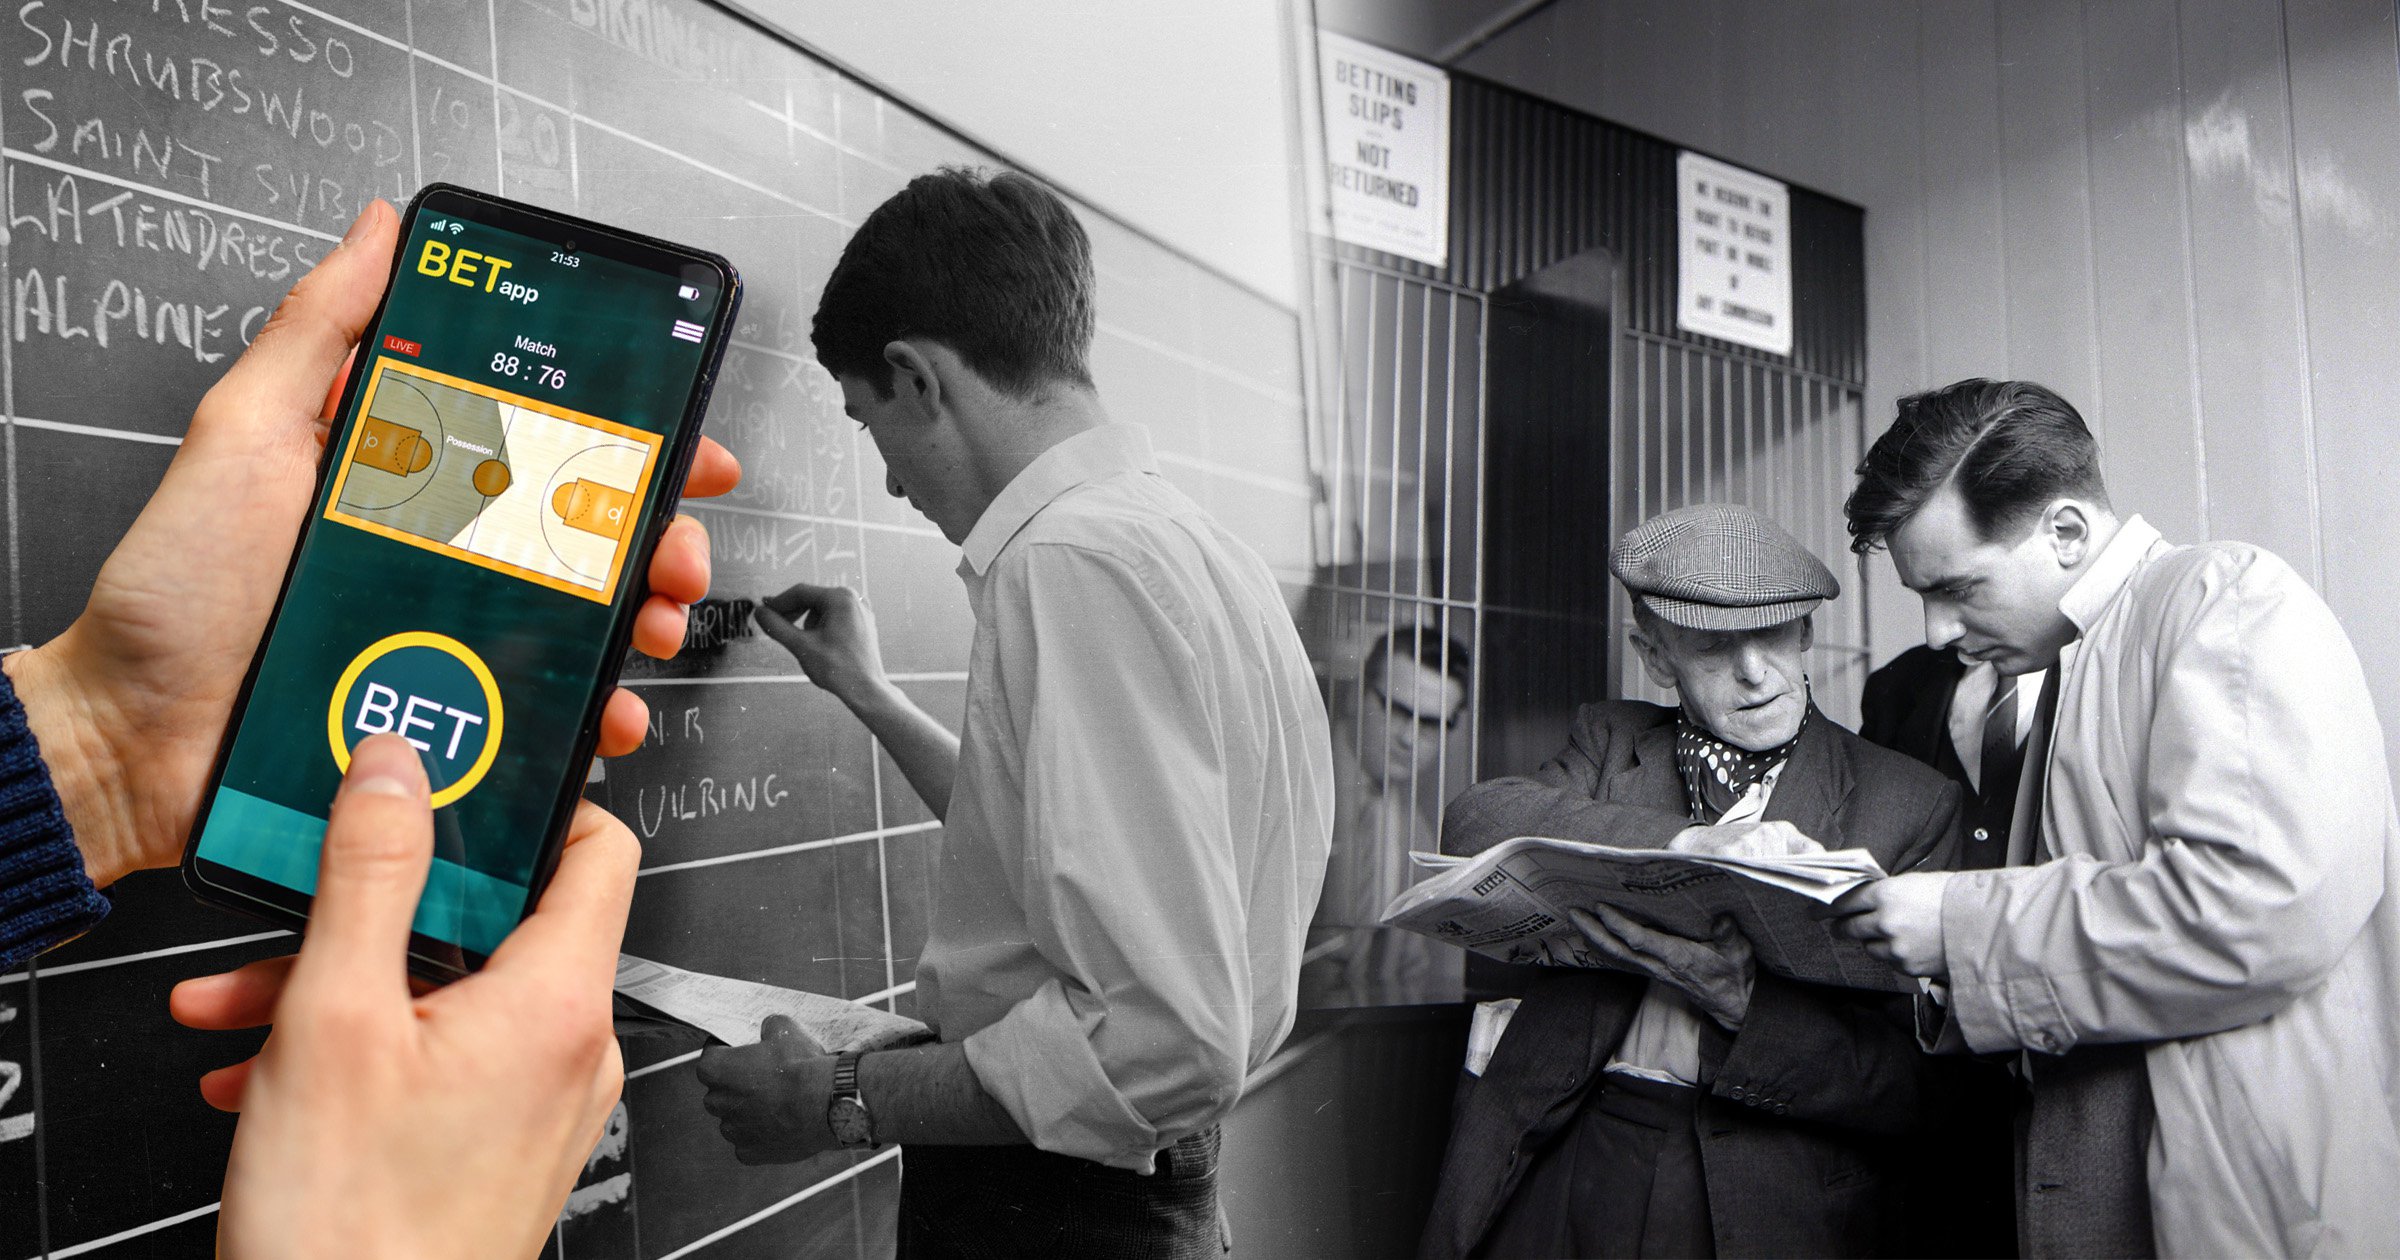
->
xmin=1845 ymin=378 xmax=2109 ymax=554
xmin=1364 ymin=625 xmax=1473 ymax=690
xmin=812 ymin=166 xmax=1096 ymax=400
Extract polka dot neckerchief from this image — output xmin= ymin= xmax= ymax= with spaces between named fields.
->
xmin=1672 ymin=702 xmax=1811 ymax=823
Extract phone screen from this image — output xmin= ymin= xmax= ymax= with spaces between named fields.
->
xmin=186 ymin=187 xmax=736 ymax=971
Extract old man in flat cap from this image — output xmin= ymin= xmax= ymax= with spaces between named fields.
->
xmin=1420 ymin=504 xmax=1967 ymax=1260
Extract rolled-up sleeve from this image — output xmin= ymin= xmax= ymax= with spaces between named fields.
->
xmin=960 ymin=541 xmax=1252 ymax=1170
xmin=1938 ymin=548 xmax=2388 ymax=1054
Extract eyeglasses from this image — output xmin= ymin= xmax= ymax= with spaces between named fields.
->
xmin=1367 ymin=683 xmax=1465 ymax=732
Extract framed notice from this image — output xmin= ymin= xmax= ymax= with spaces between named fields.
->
xmin=1318 ymin=31 xmax=1450 ymax=267
xmin=1675 ymin=152 xmax=1793 ymax=355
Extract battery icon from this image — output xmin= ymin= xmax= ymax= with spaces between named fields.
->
xmin=677 ymin=284 xmax=701 ymax=301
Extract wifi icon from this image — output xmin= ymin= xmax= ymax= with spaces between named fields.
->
xmin=448 ymin=222 xmax=465 ymax=235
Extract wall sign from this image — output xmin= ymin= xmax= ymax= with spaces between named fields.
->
xmin=1318 ymin=31 xmax=1450 ymax=267
xmin=1676 ymin=151 xmax=1793 ymax=355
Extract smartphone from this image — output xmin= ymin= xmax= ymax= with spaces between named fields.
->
xmin=182 ymin=184 xmax=740 ymax=979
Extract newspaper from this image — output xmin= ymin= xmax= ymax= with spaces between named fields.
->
xmin=1380 ymin=836 xmax=1912 ymax=992
xmin=611 ymin=954 xmax=933 ymax=1051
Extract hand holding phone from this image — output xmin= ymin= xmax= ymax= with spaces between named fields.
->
xmin=2 ymin=201 xmax=738 ymax=902
xmin=173 ymin=733 xmax=634 ymax=1258
xmin=180 ymin=187 xmax=744 ymax=977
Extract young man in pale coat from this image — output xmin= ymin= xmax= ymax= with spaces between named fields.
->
xmin=1833 ymin=378 xmax=2400 ymax=1257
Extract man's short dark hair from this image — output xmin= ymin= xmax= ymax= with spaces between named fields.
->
xmin=1364 ymin=626 xmax=1472 ymax=691
xmin=1844 ymin=378 xmax=2109 ymax=554
xmin=812 ymin=166 xmax=1096 ymax=400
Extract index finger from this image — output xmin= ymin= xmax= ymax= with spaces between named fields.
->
xmin=476 ymin=800 xmax=639 ymax=994
xmin=681 ymin=437 xmax=742 ymax=499
xmin=1588 ymin=903 xmax=1684 ymax=952
xmin=1567 ymin=906 xmax=1632 ymax=948
xmin=759 ymin=581 xmax=847 ymax=620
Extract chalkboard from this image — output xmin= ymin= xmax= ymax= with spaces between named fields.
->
xmin=0 ymin=3 xmax=1312 ymax=1255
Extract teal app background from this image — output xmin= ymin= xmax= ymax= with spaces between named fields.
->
xmin=196 ymin=203 xmax=721 ymax=954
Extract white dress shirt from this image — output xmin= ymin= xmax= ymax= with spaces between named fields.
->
xmin=1943 ymin=661 xmax=2046 ymax=793
xmin=915 ymin=424 xmax=1336 ymax=1172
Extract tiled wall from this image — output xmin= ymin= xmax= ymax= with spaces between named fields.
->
xmin=0 ymin=1 xmax=1308 ymax=1254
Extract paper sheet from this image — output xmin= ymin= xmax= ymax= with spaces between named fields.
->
xmin=612 ymin=954 xmax=933 ymax=1051
xmin=1464 ymin=998 xmax=1520 ymax=1077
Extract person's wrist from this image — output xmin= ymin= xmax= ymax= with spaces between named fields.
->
xmin=846 ymin=675 xmax=914 ymax=724
xmin=3 ymin=642 xmax=138 ymax=887
xmin=799 ymin=1050 xmax=844 ymax=1146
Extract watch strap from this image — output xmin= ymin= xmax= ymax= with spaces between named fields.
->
xmin=826 ymin=1050 xmax=876 ymax=1148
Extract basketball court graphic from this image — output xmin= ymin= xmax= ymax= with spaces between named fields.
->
xmin=327 ymin=358 xmax=663 ymax=603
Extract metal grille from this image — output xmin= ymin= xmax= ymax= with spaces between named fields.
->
xmin=1616 ymin=333 xmax=1872 ymax=728
xmin=1310 ymin=254 xmax=1487 ymax=864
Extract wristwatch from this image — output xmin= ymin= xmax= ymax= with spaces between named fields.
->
xmin=826 ymin=1051 xmax=877 ymax=1148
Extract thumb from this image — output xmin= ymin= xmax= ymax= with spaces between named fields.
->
xmin=289 ymin=734 xmax=433 ymax=1004
xmin=760 ymin=1014 xmax=802 ymax=1044
xmin=192 ymin=200 xmax=398 ymax=448
xmin=751 ymin=601 xmax=808 ymax=654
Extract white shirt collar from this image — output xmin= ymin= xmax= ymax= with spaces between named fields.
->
xmin=955 ymin=424 xmax=1156 ymax=578
xmin=2058 ymin=514 xmax=2162 ymax=635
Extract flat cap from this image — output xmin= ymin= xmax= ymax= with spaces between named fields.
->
xmin=1610 ymin=503 xmax=1840 ymax=631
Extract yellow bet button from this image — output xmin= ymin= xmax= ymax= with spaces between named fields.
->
xmin=326 ymin=631 xmax=505 ymax=807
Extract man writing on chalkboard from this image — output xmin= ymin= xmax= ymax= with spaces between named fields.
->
xmin=701 ymin=167 xmax=1335 ymax=1256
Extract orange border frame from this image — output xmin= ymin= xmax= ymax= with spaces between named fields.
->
xmin=325 ymin=357 xmax=663 ymax=604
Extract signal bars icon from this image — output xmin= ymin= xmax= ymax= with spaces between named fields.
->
xmin=670 ymin=319 xmax=706 ymax=344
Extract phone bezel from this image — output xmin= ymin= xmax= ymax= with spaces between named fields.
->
xmin=179 ymin=183 xmax=742 ymax=981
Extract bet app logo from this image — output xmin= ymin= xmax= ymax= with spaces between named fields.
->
xmin=327 ymin=631 xmax=504 ymax=807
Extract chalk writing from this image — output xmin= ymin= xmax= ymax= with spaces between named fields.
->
xmin=556 ymin=1101 xmax=631 ymax=1221
xmin=634 ymin=775 xmax=790 ymax=838
xmin=0 ymin=999 xmax=27 ymax=1144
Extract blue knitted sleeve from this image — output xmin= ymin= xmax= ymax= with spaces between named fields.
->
xmin=0 ymin=662 xmax=109 ymax=971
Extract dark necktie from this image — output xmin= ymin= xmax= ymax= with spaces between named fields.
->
xmin=1961 ymin=674 xmax=2025 ymax=869
xmin=2005 ymin=670 xmax=2062 ymax=868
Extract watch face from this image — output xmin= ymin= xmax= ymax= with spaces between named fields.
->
xmin=828 ymin=1095 xmax=874 ymax=1146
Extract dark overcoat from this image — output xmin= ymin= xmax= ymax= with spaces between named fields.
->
xmin=1420 ymin=700 xmax=1963 ymax=1259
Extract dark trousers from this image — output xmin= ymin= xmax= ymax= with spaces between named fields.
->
xmin=2018 ymin=1044 xmax=2155 ymax=1259
xmin=896 ymin=1127 xmax=1225 ymax=1260
xmin=1481 ymin=1072 xmax=1714 ymax=1259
